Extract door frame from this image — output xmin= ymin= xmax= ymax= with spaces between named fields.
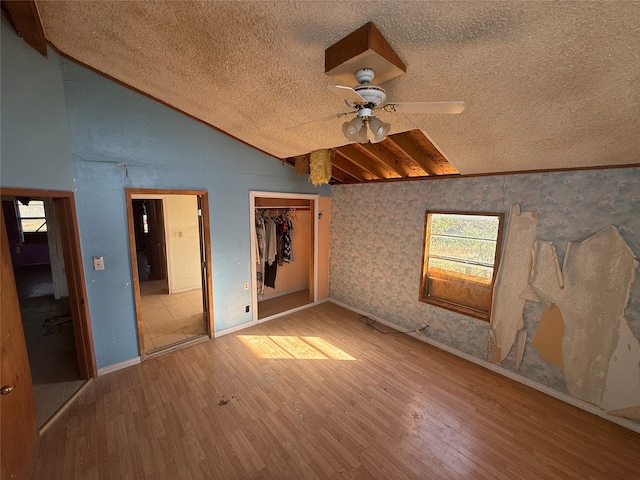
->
xmin=0 ymin=187 xmax=97 ymax=379
xmin=125 ymin=188 xmax=213 ymax=360
xmin=249 ymin=191 xmax=319 ymax=324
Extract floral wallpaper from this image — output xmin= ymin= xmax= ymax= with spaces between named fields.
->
xmin=329 ymin=168 xmax=640 ymax=399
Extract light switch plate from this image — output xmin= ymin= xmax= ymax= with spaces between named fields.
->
xmin=93 ymin=256 xmax=105 ymax=271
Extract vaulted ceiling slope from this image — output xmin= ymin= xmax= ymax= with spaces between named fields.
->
xmin=33 ymin=1 xmax=639 ymax=176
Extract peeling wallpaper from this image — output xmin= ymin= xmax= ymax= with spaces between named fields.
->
xmin=329 ymin=168 xmax=640 ymax=411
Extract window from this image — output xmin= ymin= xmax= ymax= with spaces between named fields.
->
xmin=17 ymin=199 xmax=47 ymax=234
xmin=419 ymin=211 xmax=504 ymax=321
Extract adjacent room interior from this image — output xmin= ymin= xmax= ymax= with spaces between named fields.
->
xmin=128 ymin=192 xmax=211 ymax=356
xmin=1 ymin=2 xmax=639 ymax=479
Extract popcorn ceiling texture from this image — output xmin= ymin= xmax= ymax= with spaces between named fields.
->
xmin=36 ymin=1 xmax=640 ymax=174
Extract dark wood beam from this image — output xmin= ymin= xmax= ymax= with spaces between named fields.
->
xmin=337 ymin=145 xmax=401 ymax=179
xmin=331 ymin=166 xmax=358 ymax=184
xmin=352 ymin=142 xmax=416 ymax=178
xmin=325 ymin=22 xmax=406 ymax=76
xmin=331 ymin=153 xmax=376 ymax=181
xmin=2 ymin=0 xmax=47 ymax=57
xmin=389 ymin=130 xmax=459 ymax=175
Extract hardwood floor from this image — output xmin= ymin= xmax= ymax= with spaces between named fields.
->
xmin=33 ymin=302 xmax=640 ymax=479
xmin=258 ymin=289 xmax=312 ymax=319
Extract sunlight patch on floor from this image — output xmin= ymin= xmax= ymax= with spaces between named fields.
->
xmin=237 ymin=335 xmax=356 ymax=360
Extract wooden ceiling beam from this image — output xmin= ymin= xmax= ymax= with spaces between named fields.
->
xmin=389 ymin=130 xmax=459 ymax=175
xmin=2 ymin=0 xmax=48 ymax=57
xmin=331 ymin=153 xmax=376 ymax=181
xmin=331 ymin=166 xmax=359 ymax=184
xmin=379 ymin=139 xmax=430 ymax=177
xmin=337 ymin=145 xmax=401 ymax=179
xmin=354 ymin=142 xmax=415 ymax=178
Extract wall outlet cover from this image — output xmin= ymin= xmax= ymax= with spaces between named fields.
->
xmin=93 ymin=256 xmax=105 ymax=271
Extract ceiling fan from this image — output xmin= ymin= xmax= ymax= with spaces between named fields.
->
xmin=288 ymin=67 xmax=465 ymax=143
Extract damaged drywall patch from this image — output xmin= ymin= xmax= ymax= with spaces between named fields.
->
xmin=514 ymin=330 xmax=527 ymax=372
xmin=529 ymin=226 xmax=638 ymax=407
xmin=601 ymin=317 xmax=640 ymax=419
xmin=531 ymin=304 xmax=565 ymax=367
xmin=488 ymin=205 xmax=538 ymax=363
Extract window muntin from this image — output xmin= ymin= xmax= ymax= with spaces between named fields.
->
xmin=420 ymin=212 xmax=504 ymax=321
xmin=17 ymin=200 xmax=47 ymax=233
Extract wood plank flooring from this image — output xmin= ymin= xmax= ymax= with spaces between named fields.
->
xmin=258 ymin=289 xmax=311 ymax=319
xmin=33 ymin=302 xmax=640 ymax=479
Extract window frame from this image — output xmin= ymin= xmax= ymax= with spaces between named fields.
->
xmin=15 ymin=199 xmax=48 ymax=243
xmin=419 ymin=210 xmax=505 ymax=322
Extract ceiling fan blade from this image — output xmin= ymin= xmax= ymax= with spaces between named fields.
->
xmin=328 ymin=85 xmax=367 ymax=104
xmin=382 ymin=101 xmax=466 ymax=114
xmin=285 ymin=111 xmax=354 ymax=131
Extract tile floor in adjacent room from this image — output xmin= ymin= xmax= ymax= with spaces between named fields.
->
xmin=139 ymin=279 xmax=207 ymax=353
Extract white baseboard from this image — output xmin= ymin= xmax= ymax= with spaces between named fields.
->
xmin=328 ymin=298 xmax=640 ymax=434
xmin=257 ymin=300 xmax=318 ymax=324
xmin=97 ymin=356 xmax=141 ymax=376
xmin=215 ymin=298 xmax=330 ymax=337
xmin=215 ymin=320 xmax=256 ymax=338
xmin=170 ymin=285 xmax=201 ymax=294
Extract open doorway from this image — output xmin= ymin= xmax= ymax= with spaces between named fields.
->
xmin=250 ymin=192 xmax=319 ymax=322
xmin=126 ymin=189 xmax=213 ymax=358
xmin=0 ymin=189 xmax=95 ymax=428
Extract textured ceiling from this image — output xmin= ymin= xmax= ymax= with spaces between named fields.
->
xmin=35 ymin=1 xmax=639 ymax=175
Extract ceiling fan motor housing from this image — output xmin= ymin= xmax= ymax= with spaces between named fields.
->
xmin=356 ymin=107 xmax=373 ymax=118
xmin=353 ymin=85 xmax=386 ymax=106
xmin=353 ymin=68 xmax=387 ymax=106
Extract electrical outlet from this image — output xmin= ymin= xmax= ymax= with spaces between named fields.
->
xmin=243 ymin=282 xmax=249 ymax=290
xmin=245 ymin=305 xmax=250 ymax=313
xmin=93 ymin=256 xmax=105 ymax=271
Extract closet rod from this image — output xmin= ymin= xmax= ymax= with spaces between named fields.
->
xmin=255 ymin=206 xmax=310 ymax=210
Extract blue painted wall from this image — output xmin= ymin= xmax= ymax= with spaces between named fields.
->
xmin=0 ymin=19 xmax=74 ymax=191
xmin=2 ymin=22 xmax=328 ymax=369
xmin=63 ymin=62 xmax=328 ymax=368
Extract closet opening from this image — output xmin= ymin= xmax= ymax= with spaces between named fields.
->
xmin=126 ymin=189 xmax=213 ymax=359
xmin=250 ymin=192 xmax=319 ymax=322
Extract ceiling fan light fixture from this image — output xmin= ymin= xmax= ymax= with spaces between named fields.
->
xmin=369 ymin=116 xmax=390 ymax=143
xmin=342 ymin=116 xmax=365 ymax=141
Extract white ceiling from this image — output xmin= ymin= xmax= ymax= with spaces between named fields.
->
xmin=35 ymin=1 xmax=639 ymax=174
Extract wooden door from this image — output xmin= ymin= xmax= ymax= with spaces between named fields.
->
xmin=197 ymin=195 xmax=210 ymax=333
xmin=1 ymin=209 xmax=39 ymax=479
xmin=147 ymin=200 xmax=167 ymax=281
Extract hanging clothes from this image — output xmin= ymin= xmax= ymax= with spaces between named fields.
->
xmin=264 ymin=260 xmax=277 ymax=289
xmin=263 ymin=211 xmax=278 ymax=288
xmin=276 ymin=212 xmax=286 ymax=266
xmin=256 ymin=208 xmax=298 ymax=292
xmin=255 ymin=215 xmax=266 ymax=299
xmin=265 ymin=213 xmax=277 ymax=266
xmin=282 ymin=214 xmax=294 ymax=263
